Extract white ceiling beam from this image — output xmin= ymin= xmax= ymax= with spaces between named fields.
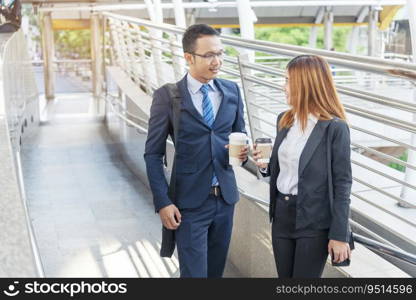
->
xmin=39 ymin=0 xmax=407 ymax=12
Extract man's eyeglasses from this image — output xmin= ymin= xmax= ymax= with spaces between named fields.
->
xmin=191 ymin=51 xmax=224 ymax=62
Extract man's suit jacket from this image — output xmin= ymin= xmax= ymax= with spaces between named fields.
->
xmin=144 ymin=75 xmax=246 ymax=212
xmin=264 ymin=112 xmax=352 ymax=243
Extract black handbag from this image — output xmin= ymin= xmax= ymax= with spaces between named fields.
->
xmin=326 ymin=119 xmax=355 ymax=259
xmin=159 ymin=83 xmax=182 ymax=258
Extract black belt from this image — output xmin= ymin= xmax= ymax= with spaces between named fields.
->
xmin=209 ymin=186 xmax=221 ymax=197
xmin=277 ymin=191 xmax=297 ymax=202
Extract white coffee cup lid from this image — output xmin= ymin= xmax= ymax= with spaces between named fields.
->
xmin=229 ymin=132 xmax=247 ymax=141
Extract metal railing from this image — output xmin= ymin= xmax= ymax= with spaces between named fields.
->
xmin=102 ymin=12 xmax=416 ymax=273
xmin=0 ymin=29 xmax=43 ymax=277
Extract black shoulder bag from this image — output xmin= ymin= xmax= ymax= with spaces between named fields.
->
xmin=160 ymin=83 xmax=182 ymax=258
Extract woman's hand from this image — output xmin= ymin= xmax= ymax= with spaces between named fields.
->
xmin=252 ymin=143 xmax=268 ymax=169
xmin=328 ymin=240 xmax=351 ymax=263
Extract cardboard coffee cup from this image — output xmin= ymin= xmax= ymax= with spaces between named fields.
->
xmin=229 ymin=132 xmax=248 ymax=166
xmin=255 ymin=137 xmax=272 ymax=163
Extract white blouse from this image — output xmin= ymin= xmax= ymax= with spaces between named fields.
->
xmin=276 ymin=114 xmax=318 ymax=195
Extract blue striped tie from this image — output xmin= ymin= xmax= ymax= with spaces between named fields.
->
xmin=200 ymin=84 xmax=219 ymax=186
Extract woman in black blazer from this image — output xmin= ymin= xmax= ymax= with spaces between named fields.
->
xmin=253 ymin=55 xmax=353 ymax=278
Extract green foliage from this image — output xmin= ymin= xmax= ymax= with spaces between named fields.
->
xmin=254 ymin=26 xmax=352 ymax=52
xmin=54 ymin=30 xmax=91 ymax=59
xmin=389 ymin=151 xmax=408 ymax=172
xmin=256 ymin=27 xmax=310 ymax=47
xmin=225 ymin=45 xmax=239 ymax=57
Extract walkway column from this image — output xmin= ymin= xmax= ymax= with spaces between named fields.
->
xmin=41 ymin=12 xmax=55 ymax=101
xmin=173 ymin=0 xmax=186 ymax=28
xmin=323 ymin=6 xmax=333 ymax=50
xmin=91 ymin=13 xmax=103 ymax=113
xmin=400 ymin=0 xmax=416 ymax=207
xmin=236 ymin=0 xmax=259 ymax=145
xmin=236 ymin=0 xmax=256 ymax=62
xmin=368 ymin=6 xmax=379 ymax=56
xmin=145 ymin=0 xmax=165 ymax=86
xmin=171 ymin=0 xmax=186 ymax=79
xmin=309 ymin=7 xmax=324 ymax=48
xmin=349 ymin=6 xmax=369 ymax=54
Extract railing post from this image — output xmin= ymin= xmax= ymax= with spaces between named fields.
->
xmin=136 ymin=29 xmax=153 ymax=94
xmin=169 ymin=33 xmax=185 ymax=81
xmin=237 ymin=53 xmax=260 ymax=143
xmin=118 ymin=21 xmax=131 ymax=75
xmin=105 ymin=18 xmax=116 ymax=66
xmin=323 ymin=6 xmax=333 ymax=50
xmin=41 ymin=12 xmax=55 ymax=101
xmin=91 ymin=13 xmax=104 ymax=114
xmin=149 ymin=31 xmax=165 ymax=86
xmin=108 ymin=20 xmax=124 ymax=70
xmin=123 ymin=22 xmax=138 ymax=81
xmin=368 ymin=6 xmax=380 ymax=57
xmin=309 ymin=7 xmax=324 ymax=48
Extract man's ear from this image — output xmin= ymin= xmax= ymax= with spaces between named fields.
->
xmin=184 ymin=52 xmax=193 ymax=65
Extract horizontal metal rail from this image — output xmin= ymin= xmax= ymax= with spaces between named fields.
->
xmin=240 ymin=61 xmax=416 ymax=113
xmin=251 ymin=114 xmax=277 ymax=128
xmin=349 ymin=219 xmax=396 ymax=248
xmin=351 ymin=142 xmax=416 ymax=171
xmin=248 ymin=88 xmax=286 ymax=105
xmin=353 ymin=177 xmax=416 ymax=210
xmin=352 ymin=159 xmax=416 ymax=192
xmin=103 ymin=12 xmax=416 ymax=81
xmin=354 ymin=234 xmax=416 ymax=266
xmin=247 ymin=101 xmax=280 ymax=116
xmin=350 ymin=125 xmax=416 ymax=152
xmin=351 ymin=190 xmax=416 ymax=226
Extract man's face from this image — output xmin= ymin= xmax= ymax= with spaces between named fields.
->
xmin=185 ymin=35 xmax=224 ymax=83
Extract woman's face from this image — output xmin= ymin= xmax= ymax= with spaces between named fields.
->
xmin=284 ymin=72 xmax=290 ymax=105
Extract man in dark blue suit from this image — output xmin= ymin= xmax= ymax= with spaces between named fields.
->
xmin=144 ymin=24 xmax=248 ymax=278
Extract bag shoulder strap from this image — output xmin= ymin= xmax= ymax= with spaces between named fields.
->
xmin=163 ymin=83 xmax=182 ymax=204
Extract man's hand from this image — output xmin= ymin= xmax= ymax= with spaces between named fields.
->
xmin=328 ymin=239 xmax=351 ymax=263
xmin=159 ymin=204 xmax=182 ymax=230
xmin=225 ymin=144 xmax=249 ymax=162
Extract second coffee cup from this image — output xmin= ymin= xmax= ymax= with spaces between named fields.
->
xmin=255 ymin=137 xmax=273 ymax=163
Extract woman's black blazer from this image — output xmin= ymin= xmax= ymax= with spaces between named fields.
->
xmin=263 ymin=112 xmax=353 ymax=242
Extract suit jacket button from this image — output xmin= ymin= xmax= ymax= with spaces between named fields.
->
xmin=284 ymin=196 xmax=289 ymax=201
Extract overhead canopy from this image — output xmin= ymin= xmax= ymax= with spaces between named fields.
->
xmin=32 ymin=0 xmax=405 ymax=30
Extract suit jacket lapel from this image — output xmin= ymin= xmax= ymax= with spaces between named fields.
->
xmin=298 ymin=120 xmax=331 ymax=176
xmin=177 ymin=75 xmax=210 ymax=129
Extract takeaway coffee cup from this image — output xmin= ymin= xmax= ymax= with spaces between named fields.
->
xmin=255 ymin=137 xmax=272 ymax=164
xmin=229 ymin=132 xmax=248 ymax=166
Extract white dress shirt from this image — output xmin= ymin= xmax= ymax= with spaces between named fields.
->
xmin=187 ymin=73 xmax=222 ymax=118
xmin=276 ymin=114 xmax=318 ymax=195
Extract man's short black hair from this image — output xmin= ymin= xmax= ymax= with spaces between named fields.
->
xmin=182 ymin=24 xmax=220 ymax=54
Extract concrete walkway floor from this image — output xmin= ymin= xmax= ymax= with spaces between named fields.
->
xmin=20 ymin=94 xmax=239 ymax=277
